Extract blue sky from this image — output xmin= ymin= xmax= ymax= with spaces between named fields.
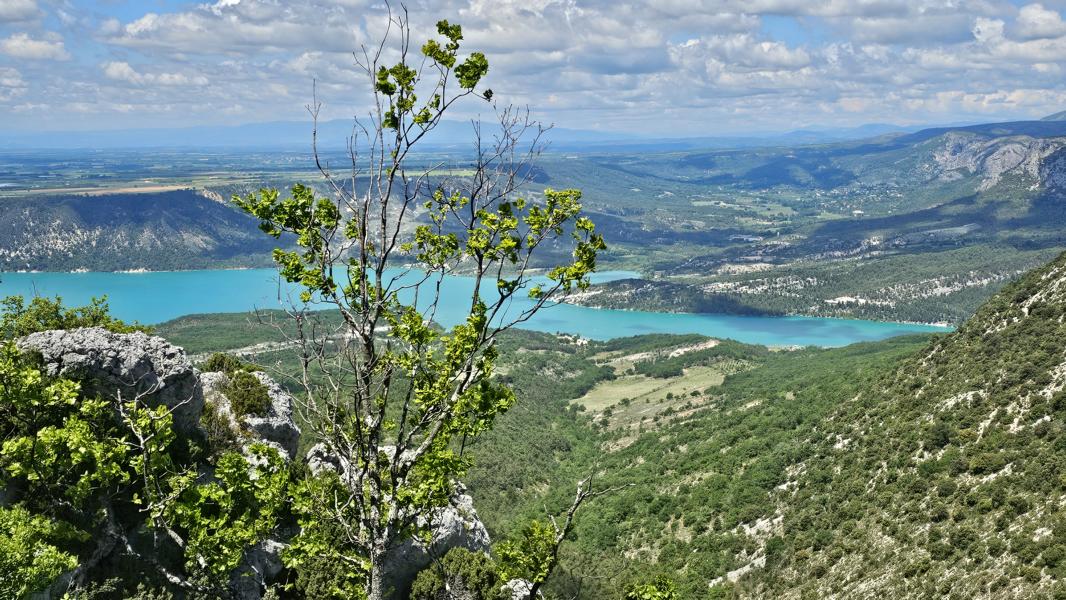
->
xmin=2 ymin=0 xmax=1066 ymax=135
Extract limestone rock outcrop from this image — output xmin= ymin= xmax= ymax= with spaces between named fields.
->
xmin=199 ymin=370 xmax=301 ymax=459
xmin=382 ymin=484 xmax=493 ymax=599
xmin=15 ymin=328 xmax=491 ymax=600
xmin=17 ymin=327 xmax=203 ymax=434
xmin=503 ymin=579 xmax=540 ymax=600
xmin=229 ymin=538 xmax=288 ymax=600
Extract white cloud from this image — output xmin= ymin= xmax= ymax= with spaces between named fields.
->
xmin=102 ymin=61 xmax=210 ymax=87
xmin=106 ymin=2 xmax=367 ymax=55
xmin=0 ymin=67 xmax=26 ymax=101
xmin=847 ymin=14 xmax=977 ymax=44
xmin=0 ymin=0 xmax=38 ymax=23
xmin=102 ymin=61 xmax=140 ymax=84
xmin=1014 ymin=3 xmax=1066 ymax=39
xmin=696 ymin=35 xmax=812 ymax=70
xmin=5 ymin=0 xmax=1066 ymax=133
xmin=0 ymin=33 xmax=70 ymax=60
xmin=973 ymin=17 xmax=1007 ymax=44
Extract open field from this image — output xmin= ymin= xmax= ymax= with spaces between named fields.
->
xmin=574 ymin=364 xmax=730 ymax=433
xmin=19 ymin=184 xmax=193 ymax=196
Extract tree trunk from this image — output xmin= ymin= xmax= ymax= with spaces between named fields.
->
xmin=369 ymin=549 xmax=388 ymax=600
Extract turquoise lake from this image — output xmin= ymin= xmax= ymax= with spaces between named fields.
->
xmin=0 ymin=269 xmax=950 ymax=346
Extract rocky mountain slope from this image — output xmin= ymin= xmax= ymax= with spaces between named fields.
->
xmin=740 ymin=249 xmax=1066 ymax=598
xmin=7 ymin=327 xmax=490 ymax=599
xmin=0 ymin=189 xmax=283 ymax=271
xmin=131 ymin=249 xmax=1066 ymax=597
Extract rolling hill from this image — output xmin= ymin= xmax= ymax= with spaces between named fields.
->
xmin=6 ymin=116 xmax=1066 ymax=326
xmin=560 ymin=118 xmax=1066 ymax=324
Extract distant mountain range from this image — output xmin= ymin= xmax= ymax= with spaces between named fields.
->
xmin=0 ymin=119 xmax=630 ymax=151
xmin=9 ymin=113 xmax=1060 ymax=152
xmin=0 ymin=190 xmax=284 ymax=271
xmin=6 ymin=109 xmax=1066 ymax=324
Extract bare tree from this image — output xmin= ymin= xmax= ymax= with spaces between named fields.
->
xmin=526 ymin=474 xmax=633 ymax=599
xmin=234 ymin=6 xmax=605 ymax=599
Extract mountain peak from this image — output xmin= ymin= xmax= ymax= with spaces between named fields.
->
xmin=1042 ymin=110 xmax=1066 ymax=121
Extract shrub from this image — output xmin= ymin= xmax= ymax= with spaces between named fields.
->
xmin=224 ymin=371 xmax=271 ymax=418
xmin=0 ymin=505 xmax=80 ymax=598
xmin=202 ymin=352 xmax=258 ymax=375
xmin=624 ymin=575 xmax=678 ymax=600
xmin=410 ymin=547 xmax=508 ymax=600
xmin=201 ymin=400 xmax=240 ymax=456
xmin=1 ymin=294 xmax=147 ymax=339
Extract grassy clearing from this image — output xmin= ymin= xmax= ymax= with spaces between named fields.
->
xmin=573 ymin=364 xmax=732 ymax=435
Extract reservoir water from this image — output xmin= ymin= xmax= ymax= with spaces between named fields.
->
xmin=0 ymin=269 xmax=949 ymax=347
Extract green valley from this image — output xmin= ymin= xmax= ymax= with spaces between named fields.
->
xmin=5 ymin=2 xmax=1066 ymax=597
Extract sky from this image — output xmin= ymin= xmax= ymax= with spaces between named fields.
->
xmin=2 ymin=0 xmax=1066 ymax=136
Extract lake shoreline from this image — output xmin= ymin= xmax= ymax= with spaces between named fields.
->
xmin=10 ymin=267 xmax=954 ymax=329
xmin=557 ymin=298 xmax=955 ymax=330
xmin=1 ymin=268 xmax=950 ymax=346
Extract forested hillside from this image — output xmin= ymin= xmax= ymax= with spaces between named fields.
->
xmin=743 ymin=248 xmax=1066 ymax=598
xmin=557 ymin=122 xmax=1066 ymax=325
xmin=500 ymin=249 xmax=1066 ymax=598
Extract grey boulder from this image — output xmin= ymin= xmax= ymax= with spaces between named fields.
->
xmin=229 ymin=538 xmax=288 ymax=600
xmin=502 ymin=579 xmax=540 ymax=600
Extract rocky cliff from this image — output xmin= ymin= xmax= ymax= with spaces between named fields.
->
xmin=8 ymin=327 xmax=491 ymax=600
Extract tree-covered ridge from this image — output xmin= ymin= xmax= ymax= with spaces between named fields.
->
xmin=502 ymin=334 xmax=929 ymax=597
xmin=741 ymin=249 xmax=1066 ymax=598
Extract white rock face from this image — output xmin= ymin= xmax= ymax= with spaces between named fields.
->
xmin=1040 ymin=147 xmax=1066 ymax=190
xmin=382 ymin=485 xmax=493 ymax=599
xmin=502 ymin=579 xmax=537 ymax=600
xmin=17 ymin=327 xmax=204 ymax=434
xmin=931 ymin=133 xmax=1066 ymax=191
xmin=229 ymin=538 xmax=288 ymax=600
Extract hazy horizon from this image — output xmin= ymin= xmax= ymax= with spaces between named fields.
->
xmin=2 ymin=0 xmax=1066 ymax=137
